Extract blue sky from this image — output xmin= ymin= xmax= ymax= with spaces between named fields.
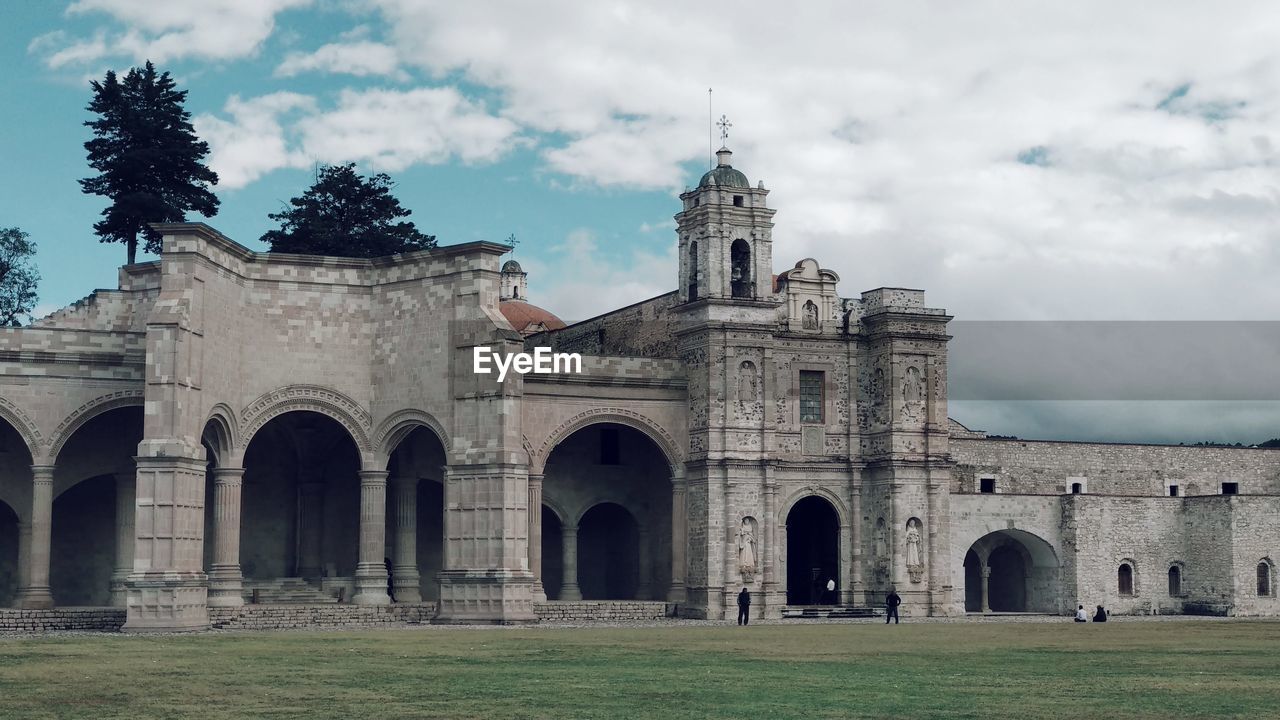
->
xmin=5 ymin=1 xmax=1280 ymax=443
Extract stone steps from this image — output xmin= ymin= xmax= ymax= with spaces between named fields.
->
xmin=243 ymin=578 xmax=340 ymax=604
xmin=782 ymin=605 xmax=883 ymax=619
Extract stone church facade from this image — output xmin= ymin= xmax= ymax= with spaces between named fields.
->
xmin=1 ymin=147 xmax=1278 ymax=631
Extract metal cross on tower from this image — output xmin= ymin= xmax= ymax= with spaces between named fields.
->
xmin=717 ymin=114 xmax=732 ymax=146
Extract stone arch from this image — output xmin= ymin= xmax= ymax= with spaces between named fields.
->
xmin=0 ymin=395 xmax=42 ymax=462
xmin=1167 ymin=561 xmax=1185 ymax=597
xmin=1118 ymin=557 xmax=1138 ymax=597
xmin=777 ymin=486 xmax=849 ymax=528
xmin=201 ymin=404 xmax=240 ymax=467
xmin=960 ymin=528 xmax=1060 ymax=613
xmin=1257 ymin=557 xmax=1275 ymax=597
xmin=531 ymin=408 xmax=682 ymax=476
xmin=374 ymin=409 xmax=451 ymax=463
xmin=47 ymin=390 xmax=145 ymax=464
xmin=240 ymin=385 xmax=372 ymax=457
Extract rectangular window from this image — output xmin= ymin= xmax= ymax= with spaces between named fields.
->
xmin=799 ymin=371 xmax=825 ymax=424
xmin=1222 ymin=482 xmax=1239 ymax=495
xmin=600 ymin=427 xmax=620 ymax=465
xmin=980 ymin=478 xmax=996 ymax=494
xmin=733 ymin=195 xmax=744 ymax=207
xmin=1168 ymin=485 xmax=1179 ymax=497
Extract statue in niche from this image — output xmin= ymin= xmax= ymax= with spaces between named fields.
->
xmin=737 ymin=517 xmax=758 ymax=580
xmin=802 ymin=300 xmax=819 ymax=330
xmin=737 ymin=360 xmax=758 ymax=406
xmin=903 ymin=366 xmax=922 ymax=405
xmin=905 ymin=517 xmax=925 ymax=583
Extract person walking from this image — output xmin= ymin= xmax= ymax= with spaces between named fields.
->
xmin=885 ymin=588 xmax=902 ymax=624
xmin=737 ymin=587 xmax=751 ymax=625
xmin=1074 ymin=605 xmax=1088 ymax=622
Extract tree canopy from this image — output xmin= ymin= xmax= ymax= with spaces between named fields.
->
xmin=0 ymin=227 xmax=40 ymax=326
xmin=261 ymin=164 xmax=435 ymax=258
xmin=81 ymin=61 xmax=219 ymax=264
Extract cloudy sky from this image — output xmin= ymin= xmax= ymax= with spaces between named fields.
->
xmin=5 ymin=1 xmax=1280 ymax=443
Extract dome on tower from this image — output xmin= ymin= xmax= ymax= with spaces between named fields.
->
xmin=698 ymin=147 xmax=750 ymax=188
xmin=501 ymin=260 xmax=523 ymax=273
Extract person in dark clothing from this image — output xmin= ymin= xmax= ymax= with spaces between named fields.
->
xmin=385 ymin=557 xmax=395 ymax=603
xmin=1093 ymin=605 xmax=1107 ymax=622
xmin=737 ymin=587 xmax=751 ymax=625
xmin=885 ymin=588 xmax=902 ymax=624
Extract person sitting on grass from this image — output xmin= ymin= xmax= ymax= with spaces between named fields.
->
xmin=1075 ymin=605 xmax=1088 ymax=622
xmin=1093 ymin=605 xmax=1108 ymax=622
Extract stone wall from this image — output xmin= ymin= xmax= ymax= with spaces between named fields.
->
xmin=533 ymin=600 xmax=674 ymax=621
xmin=0 ymin=608 xmax=125 ymax=632
xmin=533 ymin=292 xmax=680 ymax=359
xmin=208 ymin=603 xmax=436 ymax=630
xmin=953 ymin=437 xmax=1280 ymax=496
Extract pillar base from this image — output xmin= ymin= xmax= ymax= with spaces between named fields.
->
xmin=560 ymin=583 xmax=583 ymax=601
xmin=109 ymin=573 xmax=128 ymax=608
xmin=352 ymin=563 xmax=391 ymax=606
xmin=16 ymin=586 xmax=54 ymax=610
xmin=666 ymin=582 xmax=686 ymax=604
xmin=207 ymin=566 xmax=245 ymax=608
xmin=392 ymin=571 xmax=422 ymax=603
xmin=531 ymin=581 xmax=547 ymax=603
xmin=122 ymin=572 xmax=210 ymax=632
xmin=433 ymin=570 xmax=537 ymax=624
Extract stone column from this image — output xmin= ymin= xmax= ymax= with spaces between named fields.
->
xmin=560 ymin=523 xmax=582 ymax=600
xmin=353 ymin=470 xmax=390 ymax=605
xmin=980 ymin=565 xmax=991 ymax=613
xmin=850 ymin=483 xmax=863 ymax=604
xmin=295 ymin=481 xmax=325 ymax=579
xmin=636 ymin=527 xmax=652 ymax=599
xmin=838 ymin=522 xmax=852 ymax=606
xmin=926 ymin=478 xmax=947 ymax=615
xmin=762 ymin=479 xmax=780 ymax=611
xmin=207 ymin=467 xmax=244 ymax=607
xmin=16 ymin=521 xmax=30 ymax=606
xmin=110 ymin=471 xmax=136 ymax=607
xmin=17 ymin=465 xmax=54 ymax=609
xmin=527 ymin=474 xmax=545 ymax=601
xmin=668 ymin=477 xmax=687 ymax=602
xmin=391 ymin=476 xmax=421 ymax=603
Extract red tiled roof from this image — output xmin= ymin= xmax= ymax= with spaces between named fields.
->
xmin=499 ymin=300 xmax=567 ymax=335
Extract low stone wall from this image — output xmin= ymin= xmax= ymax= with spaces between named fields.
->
xmin=0 ymin=608 xmax=126 ymax=632
xmin=209 ymin=603 xmax=437 ymax=630
xmin=534 ymin=600 xmax=675 ymax=621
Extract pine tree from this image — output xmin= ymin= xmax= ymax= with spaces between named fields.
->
xmin=262 ymin=164 xmax=435 ymax=258
xmin=81 ymin=61 xmax=219 ymax=264
xmin=0 ymin=227 xmax=39 ymax=326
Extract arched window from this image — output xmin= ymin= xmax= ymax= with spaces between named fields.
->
xmin=1258 ymin=560 xmax=1273 ymax=597
xmin=1167 ymin=565 xmax=1181 ymax=597
xmin=1118 ymin=563 xmax=1134 ymax=596
xmin=1070 ymin=482 xmax=1082 ymax=494
xmin=688 ymin=241 xmax=699 ymax=300
xmin=730 ymin=239 xmax=752 ymax=298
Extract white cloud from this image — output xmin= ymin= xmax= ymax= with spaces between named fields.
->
xmin=276 ymin=41 xmax=405 ymax=79
xmin=37 ymin=0 xmax=310 ymax=67
xmin=365 ymin=0 xmax=1280 ymax=321
xmin=194 ymin=92 xmax=315 ymax=189
xmin=195 ymin=87 xmax=520 ymax=188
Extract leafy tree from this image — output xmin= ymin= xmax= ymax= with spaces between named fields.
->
xmin=1260 ymin=438 xmax=1280 ymax=448
xmin=0 ymin=228 xmax=39 ymax=326
xmin=81 ymin=61 xmax=219 ymax=264
xmin=262 ymin=164 xmax=435 ymax=258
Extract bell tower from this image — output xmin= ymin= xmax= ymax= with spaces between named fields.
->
xmin=676 ymin=146 xmax=775 ymax=303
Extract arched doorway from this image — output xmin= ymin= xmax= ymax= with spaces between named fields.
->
xmin=385 ymin=425 xmax=447 ymax=603
xmin=578 ymin=503 xmax=639 ymax=599
xmin=785 ymin=495 xmax=839 ymax=605
xmin=50 ymin=405 xmax=142 ymax=607
xmin=541 ymin=507 xmax=564 ymax=600
xmin=962 ymin=529 xmax=1059 ymax=613
xmin=0 ymin=416 xmax=32 ymax=607
xmin=236 ymin=411 xmax=361 ymax=601
xmin=542 ymin=422 xmax=672 ymax=602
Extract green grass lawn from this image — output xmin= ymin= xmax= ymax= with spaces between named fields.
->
xmin=1 ymin=621 xmax=1276 ymax=719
